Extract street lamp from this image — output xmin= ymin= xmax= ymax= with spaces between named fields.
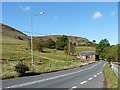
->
xmin=30 ymin=12 xmax=44 ymax=72
xmin=40 ymin=12 xmax=44 ymax=15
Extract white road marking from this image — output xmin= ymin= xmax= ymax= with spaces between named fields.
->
xmin=4 ymin=62 xmax=101 ymax=88
xmin=94 ymin=75 xmax=97 ymax=77
xmin=71 ymin=86 xmax=77 ymax=89
xmin=6 ymin=79 xmax=46 ymax=88
xmin=100 ymin=72 xmax=102 ymax=74
xmin=97 ymin=73 xmax=100 ymax=75
xmin=80 ymin=81 xmax=87 ymax=85
xmin=103 ymin=63 xmax=106 ymax=67
xmin=88 ymin=77 xmax=93 ymax=80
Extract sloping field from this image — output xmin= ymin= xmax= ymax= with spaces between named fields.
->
xmin=1 ymin=36 xmax=96 ymax=79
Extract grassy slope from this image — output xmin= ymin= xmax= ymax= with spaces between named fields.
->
xmin=104 ymin=63 xmax=120 ymax=89
xmin=2 ymin=36 xmax=29 ymax=59
xmin=1 ymin=37 xmax=96 ymax=79
xmin=75 ymin=46 xmax=96 ymax=54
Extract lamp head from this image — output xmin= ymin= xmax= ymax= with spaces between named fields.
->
xmin=40 ymin=12 xmax=44 ymax=15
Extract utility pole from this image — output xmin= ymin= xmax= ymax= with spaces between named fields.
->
xmin=68 ymin=39 xmax=71 ymax=56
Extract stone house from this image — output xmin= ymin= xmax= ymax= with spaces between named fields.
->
xmin=77 ymin=51 xmax=99 ymax=60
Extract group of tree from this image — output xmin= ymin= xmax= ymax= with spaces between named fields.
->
xmin=96 ymin=39 xmax=119 ymax=62
xmin=55 ymin=35 xmax=68 ymax=50
xmin=55 ymin=35 xmax=75 ymax=55
xmin=44 ymin=39 xmax=55 ymax=49
xmin=32 ymin=35 xmax=75 ymax=55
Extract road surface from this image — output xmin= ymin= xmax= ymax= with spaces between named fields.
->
xmin=2 ymin=61 xmax=106 ymax=89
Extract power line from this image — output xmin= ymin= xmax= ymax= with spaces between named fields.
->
xmin=22 ymin=31 xmax=50 ymax=36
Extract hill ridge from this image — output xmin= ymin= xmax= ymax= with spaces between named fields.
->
xmin=1 ymin=23 xmax=94 ymax=46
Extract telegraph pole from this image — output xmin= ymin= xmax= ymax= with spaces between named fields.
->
xmin=68 ymin=39 xmax=70 ymax=56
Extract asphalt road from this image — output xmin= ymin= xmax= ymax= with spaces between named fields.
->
xmin=2 ymin=61 xmax=106 ymax=89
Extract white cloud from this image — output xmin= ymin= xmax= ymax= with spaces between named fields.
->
xmin=110 ymin=11 xmax=115 ymax=16
xmin=92 ymin=11 xmax=103 ymax=20
xmin=24 ymin=6 xmax=31 ymax=11
xmin=19 ymin=3 xmax=31 ymax=11
xmin=53 ymin=16 xmax=59 ymax=22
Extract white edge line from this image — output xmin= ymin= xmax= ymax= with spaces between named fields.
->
xmin=103 ymin=63 xmax=106 ymax=67
xmin=71 ymin=86 xmax=77 ymax=89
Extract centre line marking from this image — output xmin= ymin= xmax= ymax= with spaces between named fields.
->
xmin=88 ymin=77 xmax=93 ymax=80
xmin=80 ymin=81 xmax=87 ymax=85
xmin=94 ymin=75 xmax=97 ymax=77
xmin=97 ymin=73 xmax=100 ymax=75
xmin=100 ymin=72 xmax=102 ymax=74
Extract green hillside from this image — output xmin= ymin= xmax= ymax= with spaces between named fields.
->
xmin=1 ymin=23 xmax=96 ymax=79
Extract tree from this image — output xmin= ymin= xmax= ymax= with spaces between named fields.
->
xmin=100 ymin=45 xmax=117 ymax=62
xmin=96 ymin=39 xmax=110 ymax=56
xmin=15 ymin=63 xmax=29 ymax=76
xmin=33 ymin=39 xmax=43 ymax=52
xmin=45 ymin=39 xmax=55 ymax=49
xmin=97 ymin=42 xmax=119 ymax=63
xmin=55 ymin=35 xmax=68 ymax=50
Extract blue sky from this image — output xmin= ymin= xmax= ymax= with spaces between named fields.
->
xmin=2 ymin=2 xmax=118 ymax=44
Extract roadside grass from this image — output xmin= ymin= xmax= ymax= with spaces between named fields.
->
xmin=104 ymin=63 xmax=120 ymax=89
xmin=1 ymin=37 xmax=96 ymax=79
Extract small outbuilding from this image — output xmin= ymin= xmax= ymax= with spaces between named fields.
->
xmin=77 ymin=51 xmax=99 ymax=60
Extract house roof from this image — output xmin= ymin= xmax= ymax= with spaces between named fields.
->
xmin=80 ymin=51 xmax=98 ymax=56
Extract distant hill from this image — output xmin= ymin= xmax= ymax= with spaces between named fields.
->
xmin=1 ymin=23 xmax=29 ymax=41
xmin=34 ymin=35 xmax=92 ymax=46
xmin=1 ymin=23 xmax=94 ymax=46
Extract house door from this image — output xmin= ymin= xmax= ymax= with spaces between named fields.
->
xmin=86 ymin=55 xmax=90 ymax=60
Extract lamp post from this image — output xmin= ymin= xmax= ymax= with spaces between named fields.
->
xmin=30 ymin=12 xmax=44 ymax=72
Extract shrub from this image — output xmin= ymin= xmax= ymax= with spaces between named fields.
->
xmin=45 ymin=39 xmax=55 ymax=49
xmin=55 ymin=35 xmax=68 ymax=50
xmin=15 ymin=63 xmax=29 ymax=76
xmin=33 ymin=40 xmax=44 ymax=52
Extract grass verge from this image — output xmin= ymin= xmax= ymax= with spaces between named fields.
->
xmin=1 ymin=61 xmax=96 ymax=80
xmin=103 ymin=63 xmax=120 ymax=89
